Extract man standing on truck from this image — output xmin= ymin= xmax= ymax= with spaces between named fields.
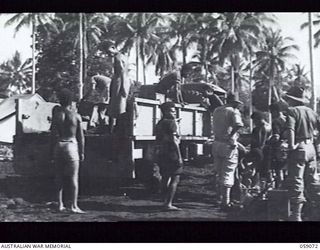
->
xmin=284 ymin=86 xmax=320 ymax=221
xmin=212 ymin=92 xmax=244 ymax=210
xmin=155 ymin=64 xmax=192 ymax=104
xmin=51 ymin=88 xmax=85 ymax=213
xmin=98 ymin=40 xmax=131 ymax=134
xmin=155 ymin=102 xmax=183 ymax=211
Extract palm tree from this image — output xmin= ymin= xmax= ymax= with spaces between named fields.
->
xmin=212 ymin=12 xmax=264 ymax=92
xmin=146 ymin=33 xmax=175 ymax=77
xmin=79 ymin=13 xmax=84 ymax=100
xmin=53 ymin=13 xmax=108 ymax=99
xmin=254 ymin=28 xmax=299 ymax=112
xmin=4 ymin=13 xmax=56 ymax=94
xmin=108 ymin=13 xmax=164 ymax=85
xmin=300 ymin=13 xmax=319 ymax=110
xmin=0 ymin=51 xmax=32 ymax=95
xmin=190 ymin=13 xmax=221 ymax=82
xmin=168 ymin=13 xmax=198 ymax=65
xmin=301 ymin=13 xmax=320 ymax=47
xmin=289 ymin=64 xmax=310 ymax=87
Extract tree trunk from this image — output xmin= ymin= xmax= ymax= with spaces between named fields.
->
xmin=143 ymin=62 xmax=146 ymax=84
xmin=136 ymin=36 xmax=139 ymax=83
xmin=31 ymin=15 xmax=36 ymax=94
xmin=205 ymin=63 xmax=208 ymax=83
xmin=79 ymin=13 xmax=84 ymax=101
xmin=141 ymin=39 xmax=146 ymax=85
xmin=83 ymin=14 xmax=88 ymax=87
xmin=309 ymin=12 xmax=316 ymax=112
xmin=231 ymin=66 xmax=235 ymax=93
xmin=200 ymin=38 xmax=208 ymax=82
xmin=249 ymin=52 xmax=253 ymax=132
xmin=182 ymin=39 xmax=187 ymax=65
xmin=268 ymin=60 xmax=274 ymax=123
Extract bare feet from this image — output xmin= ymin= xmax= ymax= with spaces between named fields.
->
xmin=58 ymin=204 xmax=66 ymax=212
xmin=70 ymin=207 xmax=86 ymax=214
xmin=163 ymin=205 xmax=182 ymax=211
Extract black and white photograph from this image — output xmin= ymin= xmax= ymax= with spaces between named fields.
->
xmin=0 ymin=11 xmax=320 ymax=226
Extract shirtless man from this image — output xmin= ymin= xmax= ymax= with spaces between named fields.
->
xmin=51 ymin=88 xmax=85 ymax=213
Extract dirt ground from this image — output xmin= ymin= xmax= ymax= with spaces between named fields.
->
xmin=0 ymin=162 xmax=246 ymax=222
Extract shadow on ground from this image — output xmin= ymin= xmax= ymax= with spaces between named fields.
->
xmin=0 ymin=164 xmax=233 ymax=221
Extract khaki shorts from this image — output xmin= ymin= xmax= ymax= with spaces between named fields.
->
xmin=212 ymin=141 xmax=238 ymax=187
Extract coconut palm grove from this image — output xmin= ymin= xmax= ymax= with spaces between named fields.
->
xmin=0 ymin=12 xmax=320 ymax=223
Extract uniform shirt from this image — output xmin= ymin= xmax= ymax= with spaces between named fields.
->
xmin=155 ymin=71 xmax=181 ymax=94
xmin=286 ymin=105 xmax=320 ymax=140
xmin=155 ymin=118 xmax=181 ymax=163
xmin=251 ymin=122 xmax=271 ymax=149
xmin=212 ymin=105 xmax=243 ymax=142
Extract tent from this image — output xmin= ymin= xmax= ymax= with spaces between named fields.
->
xmin=0 ymin=94 xmax=56 ymax=143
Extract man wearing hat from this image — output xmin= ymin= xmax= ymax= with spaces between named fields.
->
xmin=284 ymin=86 xmax=320 ymax=221
xmin=212 ymin=92 xmax=244 ymax=210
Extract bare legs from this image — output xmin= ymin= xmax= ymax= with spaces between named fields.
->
xmin=109 ymin=117 xmax=117 ymax=134
xmin=69 ymin=162 xmax=85 ymax=213
xmin=162 ymin=175 xmax=181 ymax=210
xmin=55 ymin=160 xmax=85 ymax=213
xmin=221 ymin=186 xmax=231 ymax=206
xmin=56 ymin=174 xmax=65 ymax=211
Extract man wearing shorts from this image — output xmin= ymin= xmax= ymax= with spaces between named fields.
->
xmin=155 ymin=102 xmax=183 ymax=211
xmin=51 ymin=88 xmax=85 ymax=213
xmin=284 ymin=86 xmax=320 ymax=221
xmin=212 ymin=93 xmax=243 ymax=210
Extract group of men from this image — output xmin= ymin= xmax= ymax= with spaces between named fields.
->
xmin=49 ymin=39 xmax=320 ymax=221
xmin=211 ymin=86 xmax=320 ymax=221
xmin=49 ymin=40 xmax=190 ymax=213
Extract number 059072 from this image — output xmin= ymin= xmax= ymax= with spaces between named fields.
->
xmin=300 ymin=244 xmax=318 ymax=248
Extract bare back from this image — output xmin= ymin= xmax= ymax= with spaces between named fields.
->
xmin=51 ymin=105 xmax=85 ymax=160
xmin=52 ymin=106 xmax=80 ymax=140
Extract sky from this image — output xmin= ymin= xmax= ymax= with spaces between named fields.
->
xmin=0 ymin=13 xmax=319 ymax=95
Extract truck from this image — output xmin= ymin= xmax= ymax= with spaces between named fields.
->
xmin=13 ymin=96 xmax=211 ymax=178
xmin=13 ymin=83 xmax=228 ymax=186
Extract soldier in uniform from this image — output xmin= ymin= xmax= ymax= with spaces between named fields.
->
xmin=212 ymin=93 xmax=244 ymax=210
xmin=284 ymin=86 xmax=320 ymax=221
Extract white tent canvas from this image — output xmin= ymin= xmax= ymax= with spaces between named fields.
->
xmin=0 ymin=94 xmax=55 ymax=143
